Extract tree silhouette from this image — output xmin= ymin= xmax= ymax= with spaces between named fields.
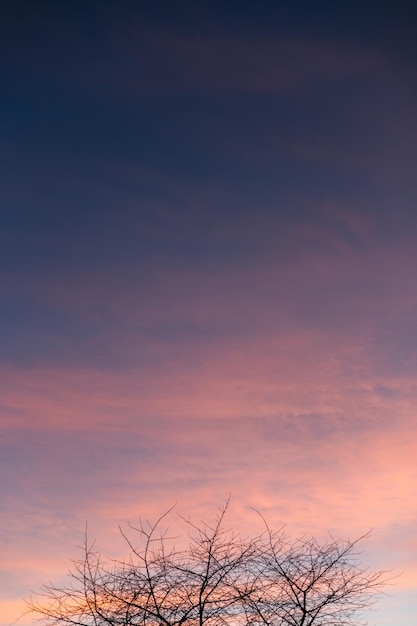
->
xmin=28 ymin=502 xmax=387 ymax=626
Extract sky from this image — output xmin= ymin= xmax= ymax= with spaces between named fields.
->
xmin=1 ymin=1 xmax=417 ymax=624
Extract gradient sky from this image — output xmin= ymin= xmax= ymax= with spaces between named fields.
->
xmin=1 ymin=2 xmax=417 ymax=625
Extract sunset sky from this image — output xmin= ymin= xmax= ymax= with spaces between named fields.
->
xmin=1 ymin=2 xmax=417 ymax=625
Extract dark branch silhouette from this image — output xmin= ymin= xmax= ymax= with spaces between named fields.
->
xmin=28 ymin=501 xmax=389 ymax=626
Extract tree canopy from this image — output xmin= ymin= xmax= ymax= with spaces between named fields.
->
xmin=28 ymin=502 xmax=387 ymax=626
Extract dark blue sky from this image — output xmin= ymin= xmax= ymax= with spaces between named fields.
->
xmin=1 ymin=0 xmax=417 ymax=365
xmin=2 ymin=0 xmax=416 ymax=271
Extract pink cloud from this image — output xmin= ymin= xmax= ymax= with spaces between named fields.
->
xmin=2 ymin=211 xmax=417 ymax=625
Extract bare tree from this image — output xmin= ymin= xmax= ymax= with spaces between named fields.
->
xmin=28 ymin=502 xmax=388 ymax=626
xmin=240 ymin=514 xmax=387 ymax=626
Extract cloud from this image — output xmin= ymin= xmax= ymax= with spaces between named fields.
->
xmin=4 ymin=10 xmax=388 ymax=95
xmin=123 ymin=31 xmax=386 ymax=93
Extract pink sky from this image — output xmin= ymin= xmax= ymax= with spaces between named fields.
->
xmin=2 ymin=224 xmax=417 ymax=625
